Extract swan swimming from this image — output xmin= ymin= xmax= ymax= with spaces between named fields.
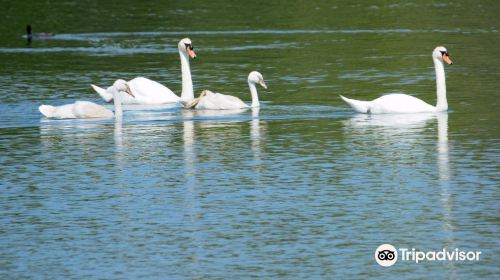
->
xmin=184 ymin=71 xmax=267 ymax=110
xmin=39 ymin=79 xmax=134 ymax=119
xmin=91 ymin=38 xmax=196 ymax=105
xmin=340 ymin=46 xmax=453 ymax=114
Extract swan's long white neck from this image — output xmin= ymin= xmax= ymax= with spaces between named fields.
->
xmin=434 ymin=57 xmax=447 ymax=111
xmin=179 ymin=51 xmax=194 ymax=103
xmin=249 ymin=81 xmax=259 ymax=108
xmin=113 ymin=87 xmax=123 ymax=119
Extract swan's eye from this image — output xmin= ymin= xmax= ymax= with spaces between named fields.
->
xmin=440 ymin=51 xmax=449 ymax=56
xmin=185 ymin=43 xmax=193 ymax=50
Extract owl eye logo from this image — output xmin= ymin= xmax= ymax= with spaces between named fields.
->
xmin=378 ymin=250 xmax=395 ymax=261
xmin=375 ymin=244 xmax=398 ymax=267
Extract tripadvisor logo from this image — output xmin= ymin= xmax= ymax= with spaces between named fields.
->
xmin=375 ymin=244 xmax=398 ymax=267
xmin=375 ymin=244 xmax=482 ymax=267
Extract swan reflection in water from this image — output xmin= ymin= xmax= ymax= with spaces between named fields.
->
xmin=434 ymin=113 xmax=455 ymax=275
xmin=179 ymin=107 xmax=266 ymax=266
xmin=39 ymin=105 xmax=263 ymax=170
xmin=113 ymin=116 xmax=125 ymax=166
xmin=181 ymin=107 xmax=265 ymax=166
xmin=343 ymin=112 xmax=437 ymax=130
xmin=342 ymin=112 xmax=449 ymax=181
xmin=250 ymin=108 xmax=266 ymax=166
xmin=437 ymin=113 xmax=449 ymax=180
xmin=342 ymin=112 xmax=454 ymax=272
xmin=180 ymin=107 xmax=248 ymax=120
xmin=39 ymin=121 xmax=112 ymax=149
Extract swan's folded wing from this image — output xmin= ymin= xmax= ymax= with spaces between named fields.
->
xmin=129 ymin=77 xmax=178 ymax=104
xmin=370 ymin=94 xmax=435 ymax=114
xmin=212 ymin=93 xmax=246 ymax=109
xmin=73 ymin=101 xmax=113 ymax=118
xmin=196 ymin=94 xmax=221 ymax=109
xmin=40 ymin=104 xmax=78 ymax=119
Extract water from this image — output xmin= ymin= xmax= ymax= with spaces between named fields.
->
xmin=1 ymin=1 xmax=499 ymax=279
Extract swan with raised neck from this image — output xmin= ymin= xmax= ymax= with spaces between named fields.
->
xmin=91 ymin=38 xmax=196 ymax=105
xmin=340 ymin=46 xmax=453 ymax=114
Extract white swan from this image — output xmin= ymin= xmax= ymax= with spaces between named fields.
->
xmin=340 ymin=46 xmax=453 ymax=114
xmin=39 ymin=79 xmax=134 ymax=119
xmin=184 ymin=71 xmax=267 ymax=110
xmin=91 ymin=38 xmax=196 ymax=105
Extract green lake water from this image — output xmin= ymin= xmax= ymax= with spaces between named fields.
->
xmin=0 ymin=1 xmax=499 ymax=279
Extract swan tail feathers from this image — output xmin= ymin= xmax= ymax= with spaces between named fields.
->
xmin=39 ymin=105 xmax=56 ymax=118
xmin=91 ymin=84 xmax=113 ymax=102
xmin=340 ymin=95 xmax=371 ymax=113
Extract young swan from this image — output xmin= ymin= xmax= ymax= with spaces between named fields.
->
xmin=184 ymin=71 xmax=267 ymax=110
xmin=39 ymin=79 xmax=134 ymax=119
xmin=340 ymin=46 xmax=453 ymax=114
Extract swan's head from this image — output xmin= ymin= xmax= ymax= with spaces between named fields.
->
xmin=113 ymin=79 xmax=134 ymax=97
xmin=433 ymin=46 xmax=453 ymax=65
xmin=178 ymin=38 xmax=196 ymax=59
xmin=248 ymin=71 xmax=267 ymax=89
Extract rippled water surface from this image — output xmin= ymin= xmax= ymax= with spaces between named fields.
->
xmin=1 ymin=1 xmax=499 ymax=279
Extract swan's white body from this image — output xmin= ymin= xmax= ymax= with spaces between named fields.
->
xmin=341 ymin=46 xmax=452 ymax=114
xmin=185 ymin=71 xmax=267 ymax=110
xmin=91 ymin=77 xmax=175 ymax=104
xmin=91 ymin=38 xmax=196 ymax=105
xmin=39 ymin=101 xmax=113 ymax=119
xmin=195 ymin=90 xmax=248 ymax=110
xmin=340 ymin=93 xmax=438 ymax=114
xmin=39 ymin=79 xmax=133 ymax=119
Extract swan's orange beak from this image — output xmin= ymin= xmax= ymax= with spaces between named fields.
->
xmin=187 ymin=48 xmax=196 ymax=59
xmin=442 ymin=54 xmax=453 ymax=65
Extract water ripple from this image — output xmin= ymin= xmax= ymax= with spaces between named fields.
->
xmin=49 ymin=28 xmax=500 ymax=40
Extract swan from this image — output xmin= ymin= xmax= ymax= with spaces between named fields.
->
xmin=340 ymin=46 xmax=453 ymax=114
xmin=91 ymin=38 xmax=196 ymax=105
xmin=39 ymin=79 xmax=134 ymax=119
xmin=184 ymin=71 xmax=267 ymax=110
